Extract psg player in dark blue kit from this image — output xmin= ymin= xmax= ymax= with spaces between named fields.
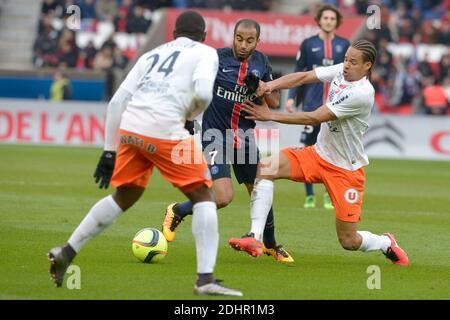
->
xmin=284 ymin=4 xmax=349 ymax=210
xmin=162 ymin=19 xmax=294 ymax=263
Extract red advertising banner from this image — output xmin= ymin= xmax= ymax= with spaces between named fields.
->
xmin=166 ymin=9 xmax=366 ymax=57
xmin=1 ymin=99 xmax=448 ymax=160
xmin=0 ymin=99 xmax=106 ymax=146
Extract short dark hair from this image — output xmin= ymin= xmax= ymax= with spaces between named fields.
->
xmin=174 ymin=10 xmax=206 ymax=42
xmin=315 ymin=4 xmax=343 ymax=29
xmin=234 ymin=19 xmax=261 ymax=39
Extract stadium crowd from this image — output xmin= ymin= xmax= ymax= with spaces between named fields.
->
xmin=322 ymin=0 xmax=450 ymax=115
xmin=33 ymin=0 xmax=449 ymax=114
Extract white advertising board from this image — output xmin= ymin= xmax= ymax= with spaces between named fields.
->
xmin=1 ymin=99 xmax=449 ymax=161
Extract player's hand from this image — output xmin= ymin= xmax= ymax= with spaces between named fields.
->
xmin=184 ymin=119 xmax=201 ymax=135
xmin=93 ymin=151 xmax=116 ymax=189
xmin=256 ymin=81 xmax=272 ymax=97
xmin=242 ymin=99 xmax=272 ymax=121
xmin=184 ymin=120 xmax=195 ymax=135
xmin=243 ymin=72 xmax=260 ymax=94
xmin=284 ymin=99 xmax=296 ymax=113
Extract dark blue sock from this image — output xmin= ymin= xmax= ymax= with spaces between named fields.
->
xmin=263 ymin=207 xmax=276 ymax=248
xmin=173 ymin=201 xmax=193 ymax=218
xmin=305 ymin=183 xmax=314 ymax=196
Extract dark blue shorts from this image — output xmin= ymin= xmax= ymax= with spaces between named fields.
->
xmin=300 ymin=124 xmax=321 ymax=146
xmin=202 ymin=136 xmax=260 ymax=184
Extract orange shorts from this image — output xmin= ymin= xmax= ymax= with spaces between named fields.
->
xmin=111 ymin=130 xmax=212 ymax=194
xmin=282 ymin=146 xmax=365 ymax=223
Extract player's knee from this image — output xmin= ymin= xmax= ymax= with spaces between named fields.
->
xmin=215 ymin=191 xmax=233 ymax=209
xmin=113 ymin=187 xmax=145 ymax=211
xmin=338 ymin=235 xmax=360 ymax=251
xmin=186 ymin=184 xmax=214 ymax=204
xmin=256 ymin=159 xmax=276 ymax=180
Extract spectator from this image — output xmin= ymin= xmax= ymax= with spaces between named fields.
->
xmin=77 ymin=0 xmax=97 ymax=20
xmin=50 ymin=70 xmax=72 ymax=101
xmin=422 ymin=78 xmax=449 ymax=115
xmin=33 ymin=22 xmax=59 ymax=67
xmin=55 ymin=29 xmax=79 ymax=67
xmin=41 ymin=0 xmax=64 ymax=16
xmin=114 ymin=7 xmax=129 ymax=32
xmin=172 ymin=0 xmax=187 ymax=7
xmin=417 ymin=54 xmax=434 ymax=78
xmin=419 ymin=20 xmax=440 ymax=44
xmin=186 ymin=0 xmax=207 ymax=8
xmin=93 ymin=46 xmax=115 ymax=99
xmin=397 ymin=19 xmax=415 ymax=43
xmin=82 ymin=40 xmax=98 ymax=69
xmin=96 ymin=0 xmax=118 ymax=21
xmin=443 ymin=76 xmax=450 ymax=105
xmin=93 ymin=46 xmax=114 ymax=70
xmin=137 ymin=0 xmax=172 ymax=10
xmin=118 ymin=0 xmax=135 ymax=15
xmin=113 ymin=47 xmax=129 ymax=69
xmin=56 ymin=41 xmax=78 ymax=67
xmin=354 ymin=0 xmax=369 ymax=15
xmin=101 ymin=34 xmax=118 ymax=50
xmin=126 ymin=5 xmax=152 ymax=33
xmin=439 ymin=53 xmax=450 ymax=80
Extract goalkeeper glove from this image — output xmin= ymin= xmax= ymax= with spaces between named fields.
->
xmin=184 ymin=120 xmax=195 ymax=135
xmin=93 ymin=151 xmax=116 ymax=189
xmin=243 ymin=72 xmax=260 ymax=94
xmin=244 ymin=72 xmax=263 ymax=105
xmin=184 ymin=120 xmax=200 ymax=135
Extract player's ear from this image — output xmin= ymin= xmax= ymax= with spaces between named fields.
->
xmin=173 ymin=30 xmax=177 ymax=40
xmin=200 ymin=32 xmax=206 ymax=43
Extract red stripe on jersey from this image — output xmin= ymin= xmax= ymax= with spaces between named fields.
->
xmin=323 ymin=37 xmax=333 ymax=104
xmin=231 ymin=61 xmax=248 ymax=148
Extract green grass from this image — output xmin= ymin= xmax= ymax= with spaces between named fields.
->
xmin=1 ymin=144 xmax=449 ymax=300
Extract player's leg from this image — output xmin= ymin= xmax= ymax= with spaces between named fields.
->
xmin=233 ymin=154 xmax=278 ymax=249
xmin=232 ymin=147 xmax=279 ymax=250
xmin=161 ymin=137 xmax=233 ymax=241
xmin=161 ymin=163 xmax=233 ymax=242
xmin=48 ymin=136 xmax=152 ymax=286
xmin=335 ymin=218 xmax=408 ymax=265
xmin=155 ymin=137 xmax=242 ymax=296
xmin=228 ymin=151 xmax=292 ymax=257
xmin=240 ymin=179 xmax=294 ymax=263
xmin=229 ymin=146 xmax=323 ymax=258
xmin=323 ymin=162 xmax=409 ymax=266
xmin=300 ymin=126 xmax=317 ymax=208
xmin=301 ymin=125 xmax=334 ymax=209
xmin=66 ymin=186 xmax=146 ymax=253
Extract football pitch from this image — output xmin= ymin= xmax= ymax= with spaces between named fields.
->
xmin=1 ymin=144 xmax=449 ymax=300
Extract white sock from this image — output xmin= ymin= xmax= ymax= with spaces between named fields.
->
xmin=192 ymin=201 xmax=218 ymax=274
xmin=68 ymin=195 xmax=123 ymax=252
xmin=357 ymin=231 xmax=392 ymax=253
xmin=250 ymin=179 xmax=274 ymax=242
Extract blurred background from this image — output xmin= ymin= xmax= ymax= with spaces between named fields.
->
xmin=0 ymin=0 xmax=449 ymax=160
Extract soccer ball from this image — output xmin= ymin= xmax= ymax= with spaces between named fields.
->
xmin=132 ymin=228 xmax=168 ymax=263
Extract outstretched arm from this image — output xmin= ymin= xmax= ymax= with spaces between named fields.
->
xmin=241 ymin=99 xmax=337 ymax=126
xmin=263 ymin=89 xmax=280 ymax=109
xmin=257 ymin=70 xmax=321 ymax=96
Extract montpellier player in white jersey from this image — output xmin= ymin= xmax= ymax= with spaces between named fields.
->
xmin=48 ymin=11 xmax=242 ymax=296
xmin=229 ymin=40 xmax=409 ymax=267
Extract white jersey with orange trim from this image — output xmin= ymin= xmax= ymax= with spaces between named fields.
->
xmin=314 ymin=63 xmax=375 ymax=171
xmin=118 ymin=37 xmax=219 ymax=140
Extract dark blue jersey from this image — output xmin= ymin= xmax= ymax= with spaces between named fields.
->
xmin=202 ymin=47 xmax=273 ymax=133
xmin=288 ymin=35 xmax=349 ymax=111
